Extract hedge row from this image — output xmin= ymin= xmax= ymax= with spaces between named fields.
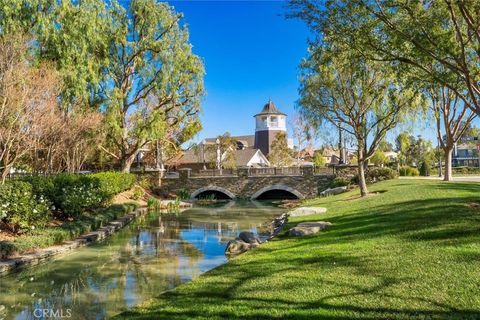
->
xmin=452 ymin=166 xmax=480 ymax=175
xmin=0 ymin=172 xmax=136 ymax=232
xmin=335 ymin=167 xmax=398 ymax=188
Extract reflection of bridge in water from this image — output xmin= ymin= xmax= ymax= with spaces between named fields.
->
xmin=159 ymin=166 xmax=336 ymax=200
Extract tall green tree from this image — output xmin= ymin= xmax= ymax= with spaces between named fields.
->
xmin=0 ymin=0 xmax=112 ymax=111
xmin=289 ymin=0 xmax=480 ymax=116
xmin=395 ymin=132 xmax=411 ymax=167
xmin=101 ymin=0 xmax=204 ymax=172
xmin=298 ymin=47 xmax=419 ymax=196
xmin=370 ymin=150 xmax=388 ymax=167
xmin=428 ymin=86 xmax=475 ymax=181
xmin=313 ymin=151 xmax=326 ymax=167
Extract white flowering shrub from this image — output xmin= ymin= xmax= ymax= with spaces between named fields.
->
xmin=0 ymin=181 xmax=52 ymax=232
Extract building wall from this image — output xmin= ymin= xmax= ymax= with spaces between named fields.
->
xmin=254 ymin=130 xmax=285 ymax=156
xmin=247 ymin=151 xmax=270 ymax=167
xmin=255 ymin=115 xmax=286 ymax=131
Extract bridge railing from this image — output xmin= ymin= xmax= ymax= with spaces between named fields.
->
xmin=313 ymin=166 xmax=335 ymax=175
xmin=248 ymin=167 xmax=275 ymax=176
xmin=190 ymin=169 xmax=237 ymax=177
xmin=172 ymin=165 xmax=335 ymax=179
xmin=247 ymin=167 xmax=304 ymax=176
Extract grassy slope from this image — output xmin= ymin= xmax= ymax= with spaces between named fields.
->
xmin=117 ymin=180 xmax=480 ymax=319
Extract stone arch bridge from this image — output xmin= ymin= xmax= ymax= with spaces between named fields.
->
xmin=157 ymin=166 xmax=336 ymax=200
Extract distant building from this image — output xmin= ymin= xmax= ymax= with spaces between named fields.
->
xmin=453 ymin=140 xmax=480 ymax=167
xmin=319 ymin=148 xmax=356 ymax=165
xmin=384 ymin=151 xmax=398 ymax=162
xmin=254 ymin=100 xmax=292 ymax=155
xmin=170 ymin=147 xmax=269 ymax=170
xmin=170 ymin=100 xmax=292 ymax=169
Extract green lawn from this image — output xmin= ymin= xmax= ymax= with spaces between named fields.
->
xmin=116 ymin=179 xmax=480 ymax=319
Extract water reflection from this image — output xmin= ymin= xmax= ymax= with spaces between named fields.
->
xmin=0 ymin=201 xmax=282 ymax=320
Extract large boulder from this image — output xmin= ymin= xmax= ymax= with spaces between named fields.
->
xmin=225 ymin=240 xmax=252 ymax=255
xmin=288 ymin=221 xmax=332 ymax=237
xmin=238 ymin=231 xmax=261 ymax=245
xmin=289 ymin=207 xmax=327 ymax=217
xmin=320 ymin=186 xmax=347 ymax=197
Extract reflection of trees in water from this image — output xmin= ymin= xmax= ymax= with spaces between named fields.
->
xmin=0 ymin=205 xmax=279 ymax=320
xmin=0 ymin=215 xmax=204 ymax=319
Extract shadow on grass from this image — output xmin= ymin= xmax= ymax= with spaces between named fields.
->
xmin=116 ymin=253 xmax=480 ymax=319
xmin=116 ymin=181 xmax=480 ymax=319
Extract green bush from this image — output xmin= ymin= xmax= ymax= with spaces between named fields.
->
xmin=16 ymin=172 xmax=136 ymax=218
xmin=21 ymin=175 xmax=55 ymax=198
xmin=51 ymin=174 xmax=103 ymax=216
xmin=177 ymin=188 xmax=190 ymax=200
xmin=368 ymin=167 xmax=398 ymax=182
xmin=330 ymin=177 xmax=350 ymax=188
xmin=399 ymin=166 xmax=420 ymax=177
xmin=147 ymin=197 xmax=161 ymax=211
xmin=46 ymin=172 xmax=135 ymax=216
xmin=89 ymin=172 xmax=136 ymax=201
xmin=0 ymin=241 xmax=15 ymax=259
xmin=419 ymin=161 xmax=431 ymax=176
xmin=452 ymin=166 xmax=480 ymax=175
xmin=0 ymin=181 xmax=51 ymax=232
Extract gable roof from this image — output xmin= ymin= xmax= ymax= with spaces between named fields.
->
xmin=203 ymin=135 xmax=255 ymax=149
xmin=234 ymin=148 xmax=257 ymax=165
xmin=254 ymin=100 xmax=286 ymax=117
xmin=168 ymin=147 xmax=269 ymax=167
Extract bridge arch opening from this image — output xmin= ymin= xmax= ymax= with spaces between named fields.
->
xmin=251 ymin=184 xmax=304 ymax=200
xmin=255 ymin=189 xmax=299 ymax=200
xmin=191 ymin=187 xmax=236 ymax=200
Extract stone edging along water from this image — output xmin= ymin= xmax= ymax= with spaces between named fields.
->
xmin=225 ymin=206 xmax=328 ymax=255
xmin=0 ymin=207 xmax=149 ymax=277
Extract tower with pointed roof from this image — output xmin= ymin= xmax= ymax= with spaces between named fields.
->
xmin=254 ymin=100 xmax=287 ymax=156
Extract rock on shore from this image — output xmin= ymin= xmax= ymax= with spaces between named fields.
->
xmin=288 ymin=221 xmax=332 ymax=236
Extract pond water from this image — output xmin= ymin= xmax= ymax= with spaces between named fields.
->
xmin=0 ymin=201 xmax=283 ymax=320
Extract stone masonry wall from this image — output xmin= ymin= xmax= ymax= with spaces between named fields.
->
xmin=157 ymin=167 xmax=334 ymax=199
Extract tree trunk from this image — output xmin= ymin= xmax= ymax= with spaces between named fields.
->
xmin=358 ymin=159 xmax=368 ymax=197
xmin=0 ymin=165 xmax=11 ymax=185
xmin=121 ymin=153 xmax=137 ymax=173
xmin=444 ymin=147 xmax=453 ymax=181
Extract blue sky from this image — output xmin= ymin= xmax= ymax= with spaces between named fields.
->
xmin=118 ymin=0 xmax=453 ymax=147
xmin=165 ymin=0 xmax=310 ymax=144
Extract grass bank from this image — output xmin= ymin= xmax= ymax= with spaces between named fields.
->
xmin=117 ymin=179 xmax=480 ymax=319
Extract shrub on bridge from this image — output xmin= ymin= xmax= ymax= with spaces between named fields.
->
xmin=330 ymin=177 xmax=351 ymax=188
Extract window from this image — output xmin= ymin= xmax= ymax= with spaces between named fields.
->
xmin=270 ymin=116 xmax=278 ymax=127
xmin=262 ymin=116 xmax=267 ymax=126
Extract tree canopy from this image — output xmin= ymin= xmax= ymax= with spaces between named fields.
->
xmin=298 ymin=44 xmax=419 ymax=195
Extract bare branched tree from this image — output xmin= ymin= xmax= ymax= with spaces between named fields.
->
xmin=0 ymin=36 xmax=60 ymax=183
